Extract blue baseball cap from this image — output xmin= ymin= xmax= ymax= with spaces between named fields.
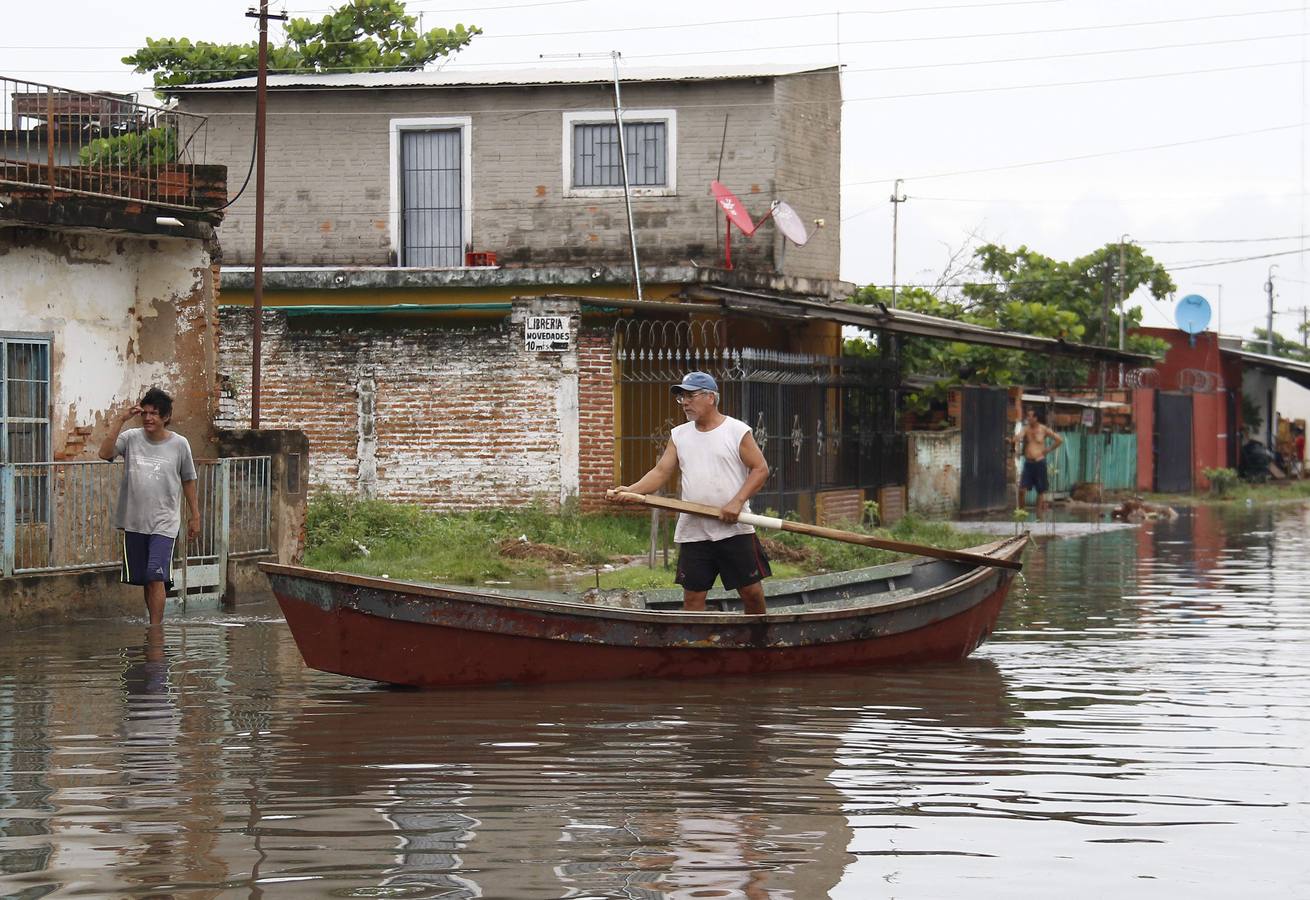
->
xmin=671 ymin=371 xmax=718 ymax=394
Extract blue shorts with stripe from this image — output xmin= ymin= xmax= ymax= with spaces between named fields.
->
xmin=120 ymin=531 xmax=175 ymax=588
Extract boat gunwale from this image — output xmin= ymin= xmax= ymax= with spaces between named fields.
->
xmin=261 ymin=534 xmax=1027 ymax=626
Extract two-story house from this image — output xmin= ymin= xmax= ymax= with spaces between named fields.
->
xmin=173 ymin=64 xmax=904 ymax=517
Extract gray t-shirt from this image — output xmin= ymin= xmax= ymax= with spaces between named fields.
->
xmin=113 ymin=429 xmax=198 ymax=536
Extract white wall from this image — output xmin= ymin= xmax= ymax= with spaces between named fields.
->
xmin=0 ymin=228 xmax=216 ymax=458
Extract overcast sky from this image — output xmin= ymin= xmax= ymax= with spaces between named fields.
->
xmin=6 ymin=0 xmax=1309 ymax=343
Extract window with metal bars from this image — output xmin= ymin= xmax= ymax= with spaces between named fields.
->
xmin=572 ymin=121 xmax=667 ymax=188
xmin=1 ymin=337 xmax=51 ymax=523
xmin=563 ymin=110 xmax=676 ymax=197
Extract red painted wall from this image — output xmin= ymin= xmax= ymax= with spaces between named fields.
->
xmin=1132 ymin=328 xmax=1239 ymax=490
xmin=1135 ymin=387 xmax=1155 ymax=491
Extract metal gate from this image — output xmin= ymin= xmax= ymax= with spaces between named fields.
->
xmin=960 ymin=386 xmax=1009 ymax=513
xmin=614 ymin=319 xmax=905 ymax=518
xmin=1155 ymin=392 xmax=1194 ymax=492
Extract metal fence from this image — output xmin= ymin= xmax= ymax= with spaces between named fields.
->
xmin=614 ymin=319 xmax=905 ymax=517
xmin=0 ymin=76 xmax=210 ymax=210
xmin=1028 ymin=431 xmax=1138 ymax=500
xmin=1 ymin=457 xmax=270 ymax=577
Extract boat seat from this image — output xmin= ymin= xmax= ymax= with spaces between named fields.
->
xmin=768 ymin=586 xmax=920 ymax=613
xmin=637 ymin=559 xmax=919 ymax=611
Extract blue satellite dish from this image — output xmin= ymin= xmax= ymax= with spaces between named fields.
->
xmin=1175 ymin=294 xmax=1212 ymax=335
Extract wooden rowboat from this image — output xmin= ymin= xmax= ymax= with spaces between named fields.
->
xmin=260 ymin=534 xmax=1026 ymax=688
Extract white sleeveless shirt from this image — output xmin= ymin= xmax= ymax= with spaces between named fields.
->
xmin=671 ymin=415 xmax=756 ymax=543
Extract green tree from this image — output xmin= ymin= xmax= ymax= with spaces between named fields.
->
xmin=847 ymin=242 xmax=1173 ymax=409
xmin=125 ymin=0 xmax=480 ymax=88
xmin=1243 ymin=328 xmax=1310 ymax=362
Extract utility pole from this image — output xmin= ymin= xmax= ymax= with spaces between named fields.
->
xmin=889 ymin=178 xmax=906 ymax=308
xmin=246 ymin=1 xmax=288 ymax=429
xmin=1117 ymin=235 xmax=1130 ymax=351
xmin=1265 ymin=264 xmax=1279 ymax=355
xmin=543 ymin=50 xmax=642 ymax=301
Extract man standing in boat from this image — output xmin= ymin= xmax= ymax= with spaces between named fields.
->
xmin=609 ymin=372 xmax=772 ymax=614
xmin=1019 ymin=406 xmax=1062 ymax=514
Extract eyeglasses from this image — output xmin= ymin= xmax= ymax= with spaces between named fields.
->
xmin=675 ymin=391 xmax=708 ymax=403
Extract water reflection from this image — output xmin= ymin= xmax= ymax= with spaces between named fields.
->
xmin=2 ymin=504 xmax=1309 ymax=896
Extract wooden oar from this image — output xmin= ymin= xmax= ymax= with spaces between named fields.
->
xmin=608 ymin=491 xmax=1022 ymax=571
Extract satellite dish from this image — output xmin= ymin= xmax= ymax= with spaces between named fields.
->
xmin=711 ymin=180 xmax=756 ymax=236
xmin=770 ymin=200 xmax=810 ymax=246
xmin=1175 ymin=294 xmax=1212 ymax=335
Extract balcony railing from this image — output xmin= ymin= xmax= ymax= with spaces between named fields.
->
xmin=0 ymin=75 xmax=214 ymax=211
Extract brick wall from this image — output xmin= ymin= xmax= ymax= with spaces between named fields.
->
xmin=217 ymin=305 xmax=585 ymax=509
xmin=176 ymin=75 xmax=836 ymax=275
xmin=577 ymin=327 xmax=616 ymax=510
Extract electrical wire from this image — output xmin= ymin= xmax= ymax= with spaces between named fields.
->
xmin=10 ymin=5 xmax=1301 ymax=58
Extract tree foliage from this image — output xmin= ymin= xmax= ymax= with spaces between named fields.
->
xmin=79 ymin=126 xmax=177 ymax=167
xmin=125 ymin=0 xmax=480 ymax=88
xmin=1243 ymin=328 xmax=1310 ymax=362
xmin=847 ymin=241 xmax=1174 ymax=410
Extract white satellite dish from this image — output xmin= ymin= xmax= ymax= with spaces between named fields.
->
xmin=770 ymin=200 xmax=810 ymax=247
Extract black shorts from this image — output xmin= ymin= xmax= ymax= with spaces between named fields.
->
xmin=675 ymin=533 xmax=772 ymax=592
xmin=1020 ymin=458 xmax=1049 ymax=493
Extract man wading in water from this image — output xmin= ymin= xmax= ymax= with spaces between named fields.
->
xmin=609 ymin=372 xmax=772 ymax=614
xmin=99 ymin=388 xmax=200 ymax=626
xmin=1019 ymin=407 xmax=1062 ymax=515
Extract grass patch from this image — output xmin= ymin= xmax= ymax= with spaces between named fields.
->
xmin=1140 ymin=479 xmax=1310 ymax=507
xmin=304 ymin=494 xmax=991 ymax=588
xmin=304 ymin=493 xmax=650 ymax=584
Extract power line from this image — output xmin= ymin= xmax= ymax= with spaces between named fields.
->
xmin=108 ymin=59 xmax=1300 ymax=111
xmin=7 ymin=2 xmax=1076 ymax=50
xmin=1165 ymin=247 xmax=1310 ymax=271
xmin=288 ymin=0 xmax=586 ymax=14
xmin=1140 ymin=233 xmax=1310 ymax=244
xmin=620 ymin=6 xmax=1306 ymax=60
xmin=8 ymin=5 xmax=1301 ymax=60
xmin=842 ymin=122 xmax=1303 ymax=219
xmin=21 ymin=31 xmax=1305 ymax=78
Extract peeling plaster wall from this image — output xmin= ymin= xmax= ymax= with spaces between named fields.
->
xmin=216 ymin=299 xmax=588 ymax=510
xmin=0 ymin=227 xmax=218 ymax=459
xmin=907 ymin=429 xmax=962 ymax=518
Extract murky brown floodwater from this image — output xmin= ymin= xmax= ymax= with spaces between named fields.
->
xmin=2 ymin=504 xmax=1308 ymax=898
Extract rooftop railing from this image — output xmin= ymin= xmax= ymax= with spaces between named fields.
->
xmin=0 ymin=75 xmax=214 ymax=211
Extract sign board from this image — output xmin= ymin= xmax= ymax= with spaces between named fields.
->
xmin=524 ymin=315 xmax=573 ymax=352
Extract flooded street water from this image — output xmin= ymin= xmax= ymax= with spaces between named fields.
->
xmin=2 ymin=504 xmax=1308 ymax=898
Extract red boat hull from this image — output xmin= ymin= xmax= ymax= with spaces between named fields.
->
xmin=264 ymin=537 xmax=1025 ymax=687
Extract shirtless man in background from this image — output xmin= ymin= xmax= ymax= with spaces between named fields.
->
xmin=1019 ymin=407 xmax=1062 ymax=514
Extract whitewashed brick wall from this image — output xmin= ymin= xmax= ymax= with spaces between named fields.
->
xmin=217 ymin=302 xmax=599 ymax=509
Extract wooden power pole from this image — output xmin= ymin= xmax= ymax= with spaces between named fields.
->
xmin=246 ymin=1 xmax=287 ymax=429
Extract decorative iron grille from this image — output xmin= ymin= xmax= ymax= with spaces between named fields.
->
xmin=614 ymin=319 xmax=905 ymax=517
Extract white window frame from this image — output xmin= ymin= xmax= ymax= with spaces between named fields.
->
xmin=388 ymin=116 xmax=473 ymax=268
xmin=562 ymin=109 xmax=677 ymax=199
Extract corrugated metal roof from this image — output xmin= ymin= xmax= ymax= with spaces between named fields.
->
xmin=168 ymin=63 xmax=836 ymax=92
xmin=1224 ymin=347 xmax=1310 ymax=389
